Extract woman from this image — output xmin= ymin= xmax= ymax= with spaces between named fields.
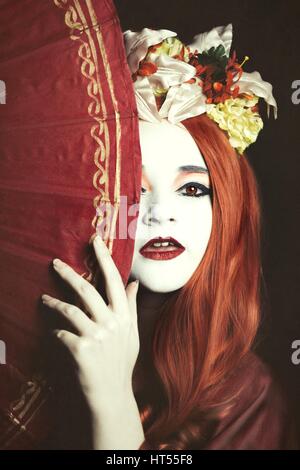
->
xmin=41 ymin=25 xmax=296 ymax=449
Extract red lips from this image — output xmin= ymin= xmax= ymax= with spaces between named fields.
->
xmin=139 ymin=237 xmax=185 ymax=261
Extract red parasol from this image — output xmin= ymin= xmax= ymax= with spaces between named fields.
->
xmin=0 ymin=0 xmax=141 ymax=449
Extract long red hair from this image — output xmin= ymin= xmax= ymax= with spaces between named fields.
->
xmin=137 ymin=113 xmax=261 ymax=449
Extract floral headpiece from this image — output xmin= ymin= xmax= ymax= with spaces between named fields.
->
xmin=123 ymin=24 xmax=277 ymax=155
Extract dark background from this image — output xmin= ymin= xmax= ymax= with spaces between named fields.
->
xmin=115 ymin=0 xmax=300 ymax=445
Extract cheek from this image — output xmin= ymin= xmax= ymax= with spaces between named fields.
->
xmin=179 ymin=198 xmax=213 ymax=246
xmin=194 ymin=199 xmax=212 ymax=230
xmin=131 ymin=203 xmax=147 ymax=244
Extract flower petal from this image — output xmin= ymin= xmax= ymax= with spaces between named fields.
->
xmin=123 ymin=28 xmax=177 ymax=74
xmin=133 ymin=77 xmax=163 ymax=122
xmin=160 ymin=82 xmax=207 ymax=123
xmin=147 ymin=54 xmax=196 ymax=90
xmin=238 ymin=71 xmax=278 ymax=118
xmin=206 ymin=97 xmax=264 ymax=154
xmin=188 ymin=24 xmax=233 ymax=57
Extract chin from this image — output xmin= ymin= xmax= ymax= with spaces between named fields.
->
xmin=138 ymin=277 xmax=186 ymax=293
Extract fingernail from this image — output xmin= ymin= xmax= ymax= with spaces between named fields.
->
xmin=41 ymin=294 xmax=52 ymax=302
xmin=53 ymin=258 xmax=62 ymax=267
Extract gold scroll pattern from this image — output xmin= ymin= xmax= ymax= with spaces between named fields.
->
xmin=54 ymin=0 xmax=122 ymax=285
xmin=1 ymin=0 xmax=123 ymax=448
xmin=0 ymin=370 xmax=52 ymax=449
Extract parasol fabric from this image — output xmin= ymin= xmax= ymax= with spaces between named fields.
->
xmin=0 ymin=0 xmax=141 ymax=449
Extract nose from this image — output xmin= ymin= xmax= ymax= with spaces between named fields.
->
xmin=142 ymin=200 xmax=176 ymax=226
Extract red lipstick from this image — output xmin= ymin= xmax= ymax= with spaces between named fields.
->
xmin=139 ymin=237 xmax=185 ymax=260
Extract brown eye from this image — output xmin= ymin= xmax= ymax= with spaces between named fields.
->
xmin=178 ymin=182 xmax=211 ymax=198
xmin=186 ymin=185 xmax=198 ymax=196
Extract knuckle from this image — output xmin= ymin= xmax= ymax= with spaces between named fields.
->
xmin=64 ymin=305 xmax=77 ymax=316
xmin=78 ymin=281 xmax=92 ymax=296
xmin=50 ymin=298 xmax=59 ymax=308
xmin=92 ymin=328 xmax=104 ymax=341
xmin=75 ymin=337 xmax=91 ymax=354
xmin=106 ymin=318 xmax=118 ymax=332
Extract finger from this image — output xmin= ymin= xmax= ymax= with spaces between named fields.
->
xmin=53 ymin=329 xmax=79 ymax=352
xmin=42 ymin=295 xmax=94 ymax=336
xmin=52 ymin=258 xmax=109 ymax=323
xmin=125 ymin=280 xmax=139 ymax=328
xmin=92 ymin=236 xmax=128 ymax=312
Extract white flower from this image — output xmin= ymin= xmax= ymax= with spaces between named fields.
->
xmin=123 ymin=28 xmax=177 ymax=74
xmin=188 ymin=23 xmax=233 ymax=57
xmin=238 ymin=71 xmax=278 ymax=118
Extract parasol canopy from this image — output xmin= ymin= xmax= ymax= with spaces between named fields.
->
xmin=0 ymin=0 xmax=141 ymax=449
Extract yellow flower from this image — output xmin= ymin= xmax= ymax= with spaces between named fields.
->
xmin=146 ymin=37 xmax=190 ymax=62
xmin=153 ymin=86 xmax=169 ymax=97
xmin=206 ymin=96 xmax=264 ymax=154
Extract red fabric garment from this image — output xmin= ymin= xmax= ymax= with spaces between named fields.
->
xmin=138 ymin=353 xmax=297 ymax=450
xmin=203 ymin=353 xmax=297 ymax=450
xmin=0 ymin=0 xmax=141 ymax=449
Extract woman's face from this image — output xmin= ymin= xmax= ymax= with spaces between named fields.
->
xmin=129 ymin=119 xmax=212 ymax=293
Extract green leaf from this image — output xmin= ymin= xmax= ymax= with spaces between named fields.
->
xmin=198 ymin=45 xmax=228 ymax=68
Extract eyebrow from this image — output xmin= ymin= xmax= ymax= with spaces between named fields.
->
xmin=142 ymin=165 xmax=208 ymax=174
xmin=177 ymin=165 xmax=208 ymax=174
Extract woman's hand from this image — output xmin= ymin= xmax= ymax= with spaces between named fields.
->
xmin=41 ymin=235 xmax=140 ymax=415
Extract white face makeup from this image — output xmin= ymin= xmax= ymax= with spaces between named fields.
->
xmin=129 ymin=119 xmax=213 ymax=293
